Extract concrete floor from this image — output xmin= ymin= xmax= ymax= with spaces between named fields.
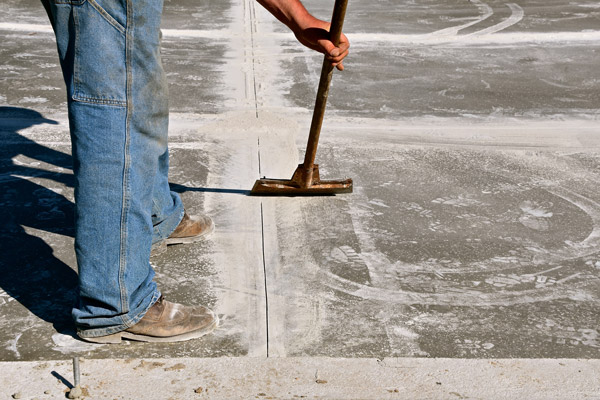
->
xmin=0 ymin=0 xmax=599 ymax=397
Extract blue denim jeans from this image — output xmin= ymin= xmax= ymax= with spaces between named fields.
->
xmin=41 ymin=0 xmax=184 ymax=337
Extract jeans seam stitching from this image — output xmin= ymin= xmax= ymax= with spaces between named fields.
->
xmin=87 ymin=0 xmax=126 ymax=34
xmin=72 ymin=96 xmax=127 ymax=106
xmin=118 ymin=0 xmax=133 ymax=315
xmin=55 ymin=0 xmax=85 ymax=4
xmin=73 ymin=6 xmax=81 ymax=100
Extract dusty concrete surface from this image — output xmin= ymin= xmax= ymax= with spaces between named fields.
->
xmin=1 ymin=357 xmax=599 ymax=399
xmin=0 ymin=0 xmax=599 ymax=396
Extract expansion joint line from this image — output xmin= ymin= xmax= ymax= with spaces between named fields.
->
xmin=248 ymin=0 xmax=259 ymax=119
xmin=248 ymin=0 xmax=263 ymax=177
xmin=260 ymin=203 xmax=270 ymax=357
xmin=247 ymin=0 xmax=269 ymax=357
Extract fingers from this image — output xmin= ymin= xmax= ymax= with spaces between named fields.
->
xmin=328 ymin=53 xmax=347 ymax=70
xmin=320 ymin=35 xmax=349 ymax=70
xmin=325 ymin=45 xmax=349 ymax=70
xmin=295 ymin=23 xmax=350 ymax=70
xmin=325 ymin=45 xmax=349 ymax=63
xmin=317 ymin=36 xmax=337 ymax=58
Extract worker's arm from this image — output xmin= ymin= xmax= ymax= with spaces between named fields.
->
xmin=256 ymin=0 xmax=350 ymax=70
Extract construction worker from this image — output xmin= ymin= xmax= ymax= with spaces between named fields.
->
xmin=39 ymin=0 xmax=349 ymax=343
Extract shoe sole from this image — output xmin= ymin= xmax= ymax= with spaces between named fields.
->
xmin=150 ymin=220 xmax=215 ymax=257
xmin=80 ymin=315 xmax=219 ymax=344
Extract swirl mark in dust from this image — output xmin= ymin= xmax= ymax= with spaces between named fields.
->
xmin=324 ymin=186 xmax=600 ymax=306
xmin=519 ymin=200 xmax=553 ymax=231
xmin=534 ymin=187 xmax=600 ymax=263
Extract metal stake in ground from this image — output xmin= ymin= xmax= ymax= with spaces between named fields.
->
xmin=250 ymin=0 xmax=353 ymax=196
xmin=68 ymin=357 xmax=83 ymax=399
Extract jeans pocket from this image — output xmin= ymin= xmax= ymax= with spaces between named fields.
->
xmin=72 ymin=0 xmax=127 ymax=106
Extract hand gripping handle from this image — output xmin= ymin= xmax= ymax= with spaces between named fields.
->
xmin=302 ymin=0 xmax=349 ymax=171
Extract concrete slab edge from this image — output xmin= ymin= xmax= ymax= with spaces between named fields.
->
xmin=1 ymin=357 xmax=598 ymax=399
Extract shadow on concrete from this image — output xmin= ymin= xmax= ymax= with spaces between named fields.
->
xmin=51 ymin=370 xmax=74 ymax=390
xmin=0 ymin=106 xmax=77 ymax=333
xmin=0 ymin=107 xmax=248 ymax=340
xmin=169 ymin=182 xmax=250 ymax=195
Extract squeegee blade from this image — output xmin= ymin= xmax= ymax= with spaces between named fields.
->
xmin=250 ymin=178 xmax=352 ymax=196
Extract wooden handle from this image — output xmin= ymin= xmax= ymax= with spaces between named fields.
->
xmin=328 ymin=0 xmax=349 ymax=47
xmin=302 ymin=0 xmax=349 ymax=170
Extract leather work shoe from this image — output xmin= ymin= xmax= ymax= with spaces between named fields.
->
xmin=151 ymin=212 xmax=215 ymax=256
xmin=166 ymin=212 xmax=214 ymax=245
xmin=79 ymin=296 xmax=218 ymax=344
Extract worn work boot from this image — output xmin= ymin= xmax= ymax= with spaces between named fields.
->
xmin=166 ymin=212 xmax=215 ymax=245
xmin=79 ymin=296 xmax=218 ymax=343
xmin=151 ymin=212 xmax=215 ymax=256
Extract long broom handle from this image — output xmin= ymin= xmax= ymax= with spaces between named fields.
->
xmin=302 ymin=0 xmax=349 ymax=168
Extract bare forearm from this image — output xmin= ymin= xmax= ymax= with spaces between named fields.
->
xmin=256 ymin=0 xmax=321 ymax=33
xmin=256 ymin=0 xmax=350 ymax=70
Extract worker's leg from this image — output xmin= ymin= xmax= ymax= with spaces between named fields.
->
xmin=42 ymin=0 xmax=171 ymax=337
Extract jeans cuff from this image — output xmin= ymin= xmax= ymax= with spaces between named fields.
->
xmin=152 ymin=202 xmax=185 ymax=244
xmin=76 ymin=290 xmax=161 ymax=338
